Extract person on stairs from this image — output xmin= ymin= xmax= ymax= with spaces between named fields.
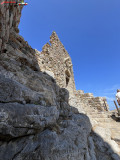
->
xmin=115 ymin=89 xmax=120 ymax=116
xmin=116 ymin=89 xmax=120 ymax=106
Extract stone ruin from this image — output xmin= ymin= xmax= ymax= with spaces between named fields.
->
xmin=0 ymin=1 xmax=120 ymax=159
xmin=35 ymin=31 xmax=109 ymax=113
xmin=35 ymin=32 xmax=76 ymax=97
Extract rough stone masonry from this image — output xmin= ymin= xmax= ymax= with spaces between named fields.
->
xmin=0 ymin=1 xmax=120 ymax=160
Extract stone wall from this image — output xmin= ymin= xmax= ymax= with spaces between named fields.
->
xmin=75 ymin=90 xmax=109 ymax=111
xmin=35 ymin=32 xmax=76 ymax=97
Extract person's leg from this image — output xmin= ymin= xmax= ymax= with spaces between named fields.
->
xmin=118 ymin=108 xmax=120 ymax=116
xmin=118 ymin=100 xmax=120 ymax=106
xmin=117 ymin=100 xmax=120 ymax=106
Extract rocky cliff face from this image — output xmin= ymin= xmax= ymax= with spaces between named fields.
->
xmin=0 ymin=1 xmax=120 ymax=160
xmin=0 ymin=0 xmax=22 ymax=50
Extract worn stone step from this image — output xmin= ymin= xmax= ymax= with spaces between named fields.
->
xmin=111 ymin=133 xmax=120 ymax=140
xmin=89 ymin=118 xmax=114 ymax=123
xmin=109 ymin=124 xmax=120 ymax=128
xmin=87 ymin=114 xmax=109 ymax=118
xmin=110 ymin=128 xmax=120 ymax=131
xmin=96 ymin=124 xmax=120 ymax=129
xmin=86 ymin=111 xmax=107 ymax=115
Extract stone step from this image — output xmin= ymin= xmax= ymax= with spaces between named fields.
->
xmin=111 ymin=133 xmax=120 ymax=140
xmin=108 ymin=123 xmax=120 ymax=128
xmin=89 ymin=118 xmax=114 ymax=123
xmin=110 ymin=128 xmax=120 ymax=131
xmin=86 ymin=113 xmax=102 ymax=116
xmin=111 ymin=130 xmax=120 ymax=134
xmin=86 ymin=111 xmax=107 ymax=115
xmin=87 ymin=114 xmax=109 ymax=118
xmin=94 ymin=124 xmax=120 ymax=130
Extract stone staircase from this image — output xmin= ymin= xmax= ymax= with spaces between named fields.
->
xmin=70 ymin=95 xmax=120 ymax=154
xmin=85 ymin=106 xmax=120 ymax=152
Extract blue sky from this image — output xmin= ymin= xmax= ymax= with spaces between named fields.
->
xmin=19 ymin=0 xmax=120 ymax=110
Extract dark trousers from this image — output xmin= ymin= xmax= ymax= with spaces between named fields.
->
xmin=117 ymin=100 xmax=120 ymax=106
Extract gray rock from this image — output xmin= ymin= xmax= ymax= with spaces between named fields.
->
xmin=0 ymin=113 xmax=91 ymax=160
xmin=0 ymin=103 xmax=59 ymax=140
xmin=59 ymin=88 xmax=69 ymax=103
xmin=0 ymin=74 xmax=56 ymax=106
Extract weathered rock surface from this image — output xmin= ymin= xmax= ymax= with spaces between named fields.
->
xmin=0 ymin=0 xmax=22 ymax=50
xmin=0 ymin=1 xmax=120 ymax=160
xmin=0 ymin=113 xmax=91 ymax=160
xmin=0 ymin=103 xmax=59 ymax=139
xmin=0 ymin=74 xmax=58 ymax=106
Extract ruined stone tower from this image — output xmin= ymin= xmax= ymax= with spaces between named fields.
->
xmin=35 ymin=32 xmax=76 ymax=97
